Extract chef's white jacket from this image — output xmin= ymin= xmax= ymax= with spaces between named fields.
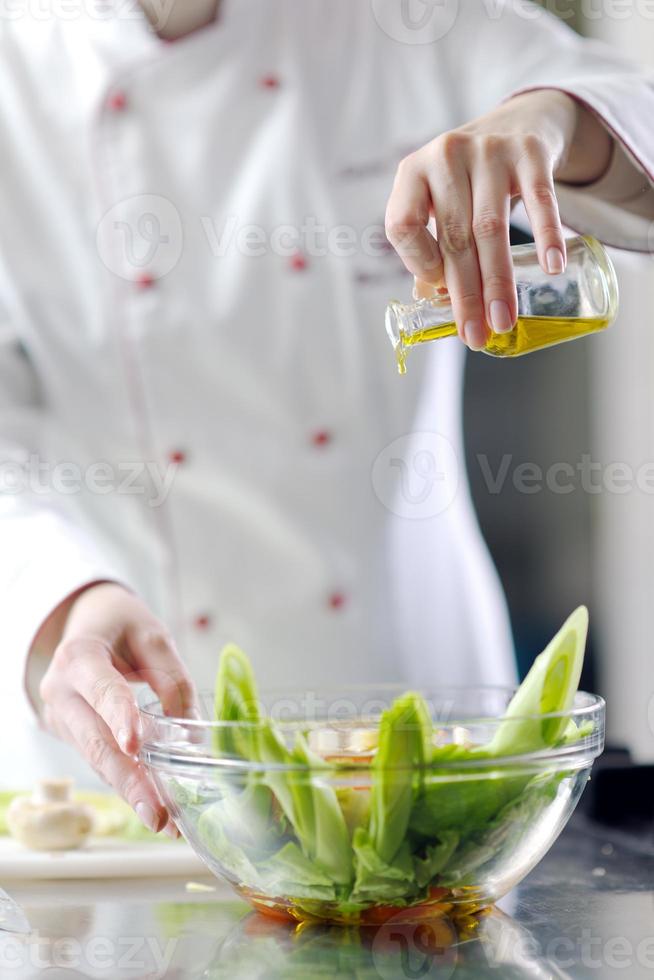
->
xmin=1 ymin=0 xmax=654 ymax=752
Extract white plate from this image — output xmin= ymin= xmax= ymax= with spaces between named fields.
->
xmin=0 ymin=836 xmax=206 ymax=880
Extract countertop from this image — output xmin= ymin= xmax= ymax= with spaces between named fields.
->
xmin=1 ymin=814 xmax=652 ymax=979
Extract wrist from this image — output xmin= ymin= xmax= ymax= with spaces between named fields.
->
xmin=540 ymin=90 xmax=613 ymax=185
xmin=27 ymin=580 xmax=117 ymax=720
xmin=62 ymin=581 xmax=129 ymax=630
xmin=503 ymin=90 xmax=575 ymax=169
xmin=504 ymin=90 xmax=612 ymax=186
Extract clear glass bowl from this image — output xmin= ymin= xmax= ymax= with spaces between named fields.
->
xmin=139 ymin=686 xmax=604 ymax=925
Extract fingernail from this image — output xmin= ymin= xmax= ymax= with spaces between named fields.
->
xmin=463 ymin=320 xmax=487 ymax=351
xmin=489 ymin=300 xmax=514 ymax=334
xmin=135 ymin=801 xmax=159 ymax=833
xmin=165 ymin=821 xmax=180 ymax=839
xmin=546 ymin=247 xmax=565 ymax=275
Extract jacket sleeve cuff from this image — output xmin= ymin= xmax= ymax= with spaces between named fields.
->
xmin=509 ymin=84 xmax=654 ymax=252
xmin=3 ymin=510 xmax=128 ymax=718
xmin=22 ymin=574 xmax=125 ymax=719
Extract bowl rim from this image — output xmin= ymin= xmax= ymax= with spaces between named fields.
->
xmin=138 ymin=686 xmax=605 ymax=772
xmin=138 ymin=684 xmax=605 ymax=729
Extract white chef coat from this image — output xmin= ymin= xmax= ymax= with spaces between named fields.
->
xmin=1 ymin=0 xmax=654 ymax=771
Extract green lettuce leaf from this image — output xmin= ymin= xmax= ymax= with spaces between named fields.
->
xmin=258 ymin=841 xmax=337 ymax=901
xmin=368 ymin=692 xmax=432 ymax=865
xmin=413 ymin=830 xmax=459 ymax=888
xmin=208 ymin=614 xmax=592 ymax=914
xmin=213 ymin=643 xmax=261 ymax=758
xmin=488 ymin=605 xmax=588 ymax=756
xmin=440 ymin=770 xmax=564 ymax=885
xmin=213 ymin=645 xmax=352 ymax=887
xmin=197 ymin=811 xmax=262 ymax=890
xmin=289 ymin=734 xmax=353 ymax=886
xmin=201 ymin=782 xmax=279 ymax=852
xmin=350 ymin=827 xmax=416 ymax=903
xmin=409 ymin=768 xmax=529 ymax=839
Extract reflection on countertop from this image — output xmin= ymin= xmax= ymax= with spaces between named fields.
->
xmin=1 ymin=815 xmax=653 ymax=979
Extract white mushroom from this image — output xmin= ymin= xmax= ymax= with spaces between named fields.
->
xmin=7 ymin=778 xmax=94 ymax=851
xmin=308 ymin=722 xmax=378 ymax=758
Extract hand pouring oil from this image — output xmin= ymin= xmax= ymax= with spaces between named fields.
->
xmin=385 ymin=236 xmax=618 ymax=374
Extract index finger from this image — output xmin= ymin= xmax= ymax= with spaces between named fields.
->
xmin=58 ymin=694 xmax=167 ymax=833
xmin=127 ymin=625 xmax=199 ymax=719
xmin=65 ymin=640 xmax=142 ymax=755
xmin=385 ymin=161 xmax=444 ymax=284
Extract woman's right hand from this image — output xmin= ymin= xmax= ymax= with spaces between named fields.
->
xmin=39 ymin=582 xmax=198 ymax=834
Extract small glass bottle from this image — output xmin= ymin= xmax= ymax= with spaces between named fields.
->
xmin=385 ymin=235 xmax=619 ymax=374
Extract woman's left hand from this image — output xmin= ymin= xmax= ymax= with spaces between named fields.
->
xmin=385 ymin=90 xmax=612 ymax=350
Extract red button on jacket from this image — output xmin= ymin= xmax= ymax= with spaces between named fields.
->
xmin=311 ymin=430 xmax=332 ymax=448
xmin=107 ymin=90 xmax=128 ymax=112
xmin=259 ymin=74 xmax=281 ymax=89
xmin=289 ymin=253 xmax=308 ymax=272
xmin=135 ymin=272 xmax=155 ymax=289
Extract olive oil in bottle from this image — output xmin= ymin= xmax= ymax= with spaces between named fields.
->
xmin=385 ymin=235 xmax=618 ymax=374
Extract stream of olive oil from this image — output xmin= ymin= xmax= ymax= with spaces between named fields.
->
xmin=395 ymin=314 xmax=610 ymax=374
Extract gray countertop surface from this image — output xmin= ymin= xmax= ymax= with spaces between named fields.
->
xmin=1 ymin=815 xmax=653 ymax=979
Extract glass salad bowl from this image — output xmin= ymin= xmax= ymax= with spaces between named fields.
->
xmin=139 ymin=682 xmax=604 ymax=925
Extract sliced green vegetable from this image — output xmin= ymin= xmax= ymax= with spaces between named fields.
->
xmin=368 ymin=692 xmax=432 ymax=864
xmin=197 ymin=810 xmax=262 ymax=890
xmin=258 ymin=841 xmax=337 ymax=901
xmin=212 ymin=642 xmax=261 ymax=758
xmin=290 ymin=734 xmax=353 ymax=886
xmin=211 ymin=644 xmax=353 ymax=886
xmin=409 ymin=768 xmax=529 ymax=838
xmin=488 ymin=605 xmax=588 ymax=756
xmin=350 ymin=828 xmax=416 ymax=903
xmin=203 ymin=782 xmax=277 ymax=851
xmin=336 ymin=786 xmax=371 ymax=839
xmin=203 ymin=614 xmax=595 ymax=917
xmin=260 ymin=725 xmax=352 ymax=885
xmin=440 ymin=770 xmax=564 ymax=885
xmin=413 ymin=830 xmax=459 ymax=888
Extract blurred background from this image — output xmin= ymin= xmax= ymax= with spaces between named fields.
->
xmin=466 ymin=1 xmax=654 ymax=761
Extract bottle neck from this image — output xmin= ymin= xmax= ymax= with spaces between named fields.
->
xmin=385 ymin=296 xmax=457 ymax=351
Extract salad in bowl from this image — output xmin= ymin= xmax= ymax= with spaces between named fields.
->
xmin=140 ymin=606 xmax=604 ymax=924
